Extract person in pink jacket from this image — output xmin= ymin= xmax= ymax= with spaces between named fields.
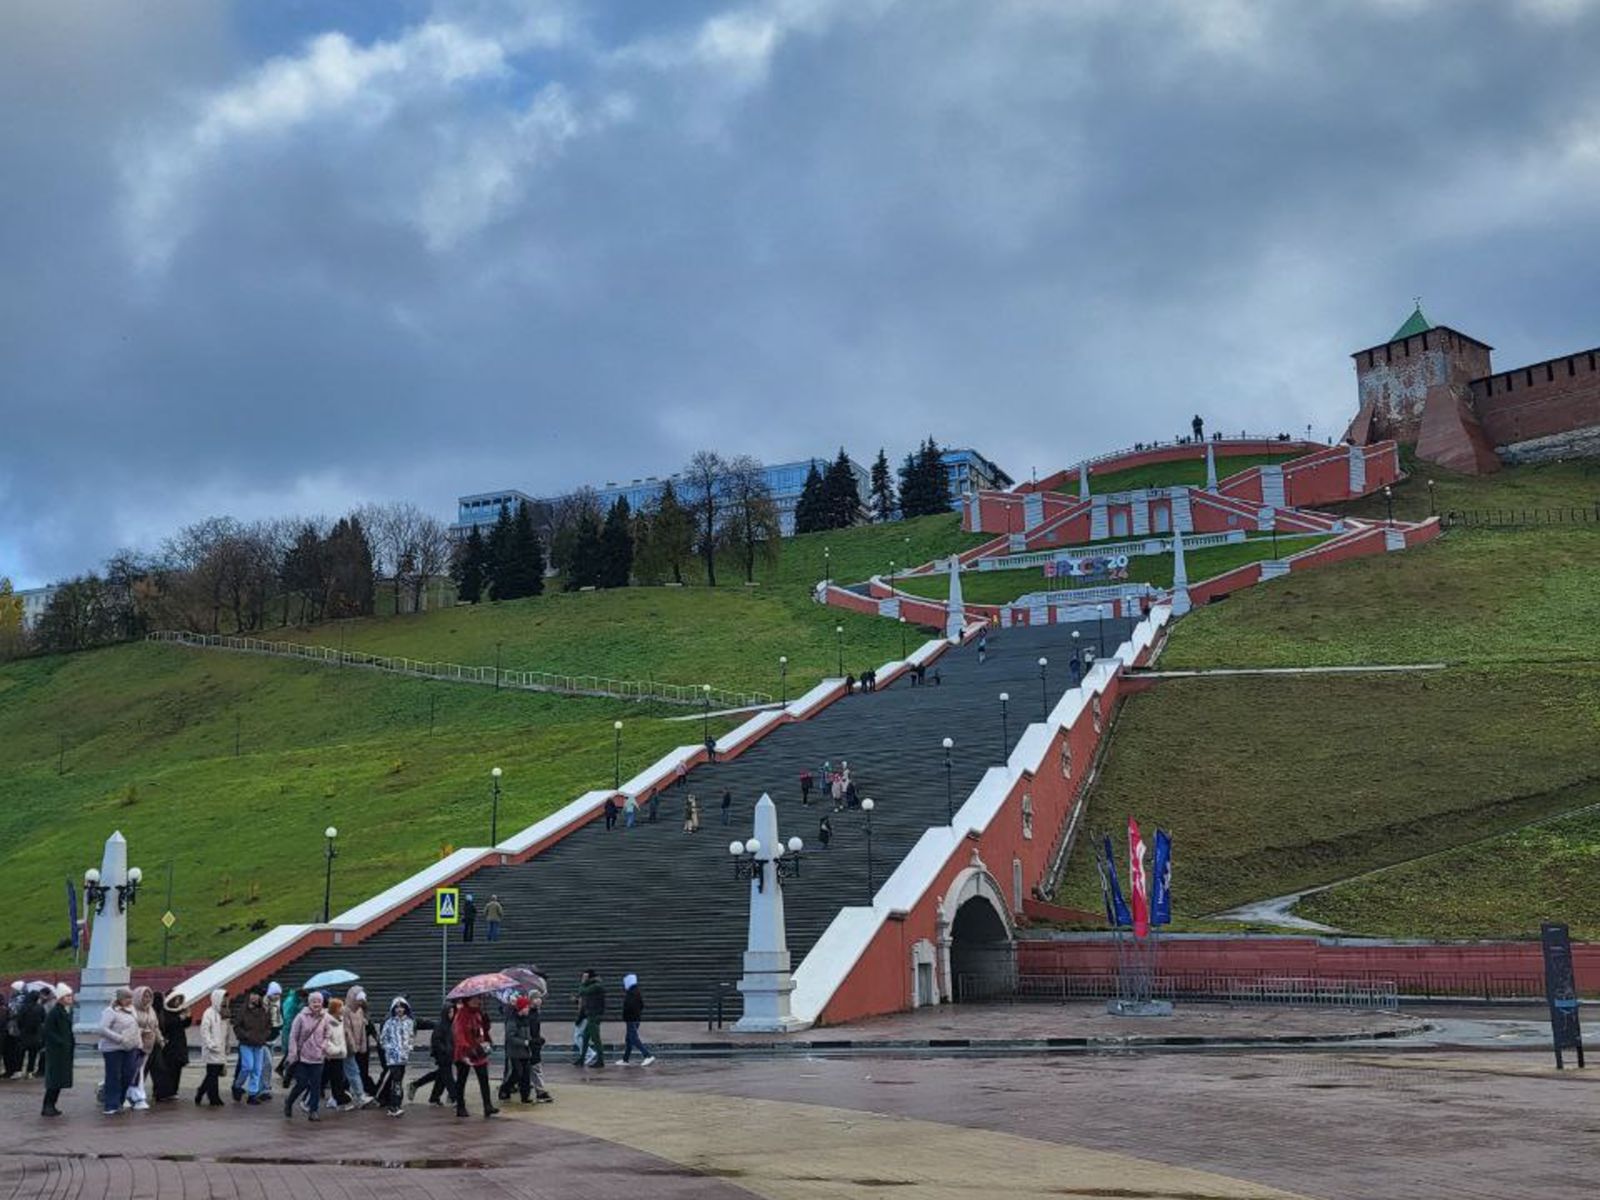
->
xmin=282 ymin=991 xmax=331 ymax=1121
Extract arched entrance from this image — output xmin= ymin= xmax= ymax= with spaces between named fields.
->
xmin=939 ymin=861 xmax=1015 ymax=1003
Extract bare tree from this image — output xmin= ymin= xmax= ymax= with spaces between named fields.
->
xmin=721 ymin=455 xmax=782 ymax=583
xmin=683 ymin=450 xmax=727 ymax=586
xmin=547 ymin=487 xmax=603 ymax=580
xmin=408 ymin=514 xmax=451 ymax=612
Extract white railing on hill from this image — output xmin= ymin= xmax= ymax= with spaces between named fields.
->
xmin=1018 ymin=434 xmax=1323 ymax=489
xmin=146 ymin=630 xmax=771 ymax=709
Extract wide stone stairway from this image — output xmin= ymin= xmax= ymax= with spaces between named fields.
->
xmin=288 ymin=617 xmax=1131 ymax=1020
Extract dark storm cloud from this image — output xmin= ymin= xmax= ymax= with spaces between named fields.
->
xmin=4 ymin=0 xmax=1599 ymax=586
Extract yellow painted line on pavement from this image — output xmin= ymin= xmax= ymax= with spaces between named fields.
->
xmin=511 ymin=1082 xmax=1314 ymax=1200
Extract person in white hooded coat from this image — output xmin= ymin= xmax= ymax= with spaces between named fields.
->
xmin=195 ymin=989 xmax=231 ymax=1107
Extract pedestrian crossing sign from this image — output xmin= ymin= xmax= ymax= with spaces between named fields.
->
xmin=435 ymin=887 xmax=460 ymax=925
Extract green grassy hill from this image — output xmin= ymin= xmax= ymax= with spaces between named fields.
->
xmin=894 ymin=536 xmax=1327 ymax=606
xmin=1055 ymin=459 xmax=1600 ymax=938
xmin=1088 ymin=451 xmax=1298 ymax=494
xmin=0 ymin=516 xmax=979 ymax=973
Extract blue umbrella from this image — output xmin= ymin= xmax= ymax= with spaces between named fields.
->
xmin=303 ymin=968 xmax=359 ymax=990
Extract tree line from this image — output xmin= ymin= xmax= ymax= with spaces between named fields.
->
xmin=6 ymin=437 xmax=962 ymax=659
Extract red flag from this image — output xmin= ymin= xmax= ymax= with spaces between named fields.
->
xmin=1128 ymin=817 xmax=1150 ymax=939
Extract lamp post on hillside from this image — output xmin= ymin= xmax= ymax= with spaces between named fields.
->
xmin=701 ymin=684 xmax=713 ymax=750
xmin=322 ymin=826 xmax=338 ymax=922
xmin=861 ymin=797 xmax=876 ymax=902
xmin=490 ymin=767 xmax=502 ymax=846
xmin=612 ymin=722 xmax=623 ymax=789
xmin=1384 ymin=485 xmax=1394 ymax=528
xmin=1427 ymin=479 xmax=1436 ymax=517
xmin=824 ymin=545 xmax=831 ymax=586
xmin=1038 ymin=656 xmax=1050 ymax=721
xmin=889 ymin=559 xmax=896 ymax=592
xmin=999 ymin=692 xmax=1010 ymax=758
xmin=1097 ymin=603 xmax=1107 ymax=659
xmin=835 ymin=624 xmax=844 ymax=678
xmin=899 ymin=616 xmax=907 ymax=659
xmin=495 ymin=641 xmax=502 ymax=692
xmin=1071 ymin=629 xmax=1081 ymax=682
xmin=942 ymin=736 xmax=955 ymax=824
xmin=779 ymin=656 xmax=788 ymax=705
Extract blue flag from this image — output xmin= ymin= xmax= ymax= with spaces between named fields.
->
xmin=1151 ymin=829 xmax=1172 ymax=926
xmin=66 ymin=877 xmax=80 ymax=950
xmin=1102 ymin=833 xmax=1132 ymax=928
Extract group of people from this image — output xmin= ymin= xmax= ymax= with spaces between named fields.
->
xmin=454 ymin=894 xmax=505 ymax=942
xmin=3 ymin=969 xmax=658 ymax=1122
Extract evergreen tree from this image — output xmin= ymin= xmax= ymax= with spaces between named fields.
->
xmin=920 ymin=437 xmax=952 ymax=514
xmin=452 ymin=525 xmax=488 ymax=604
xmin=324 ymin=515 xmax=375 ymax=616
xmin=485 ymin=502 xmax=515 ymax=600
xmin=821 ymin=448 xmax=861 ymax=529
xmin=563 ymin=509 xmax=604 ymax=590
xmin=495 ymin=501 xmax=546 ymax=599
xmin=793 ymin=461 xmax=826 ymax=534
xmin=598 ymin=496 xmax=634 ymax=588
xmin=869 ymin=448 xmax=896 ymax=522
xmin=637 ymin=480 xmax=694 ymax=584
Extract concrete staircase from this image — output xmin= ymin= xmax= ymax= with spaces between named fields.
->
xmin=1169 ymin=488 xmax=1193 ymax=534
xmin=1348 ymin=444 xmax=1366 ymax=494
xmin=285 ymin=619 xmax=1134 ymax=1022
xmin=1023 ymin=492 xmax=1044 ymax=531
xmin=1089 ymin=496 xmax=1109 ymax=541
xmin=1260 ymin=466 xmax=1286 ymax=509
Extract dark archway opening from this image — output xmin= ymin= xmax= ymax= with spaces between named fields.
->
xmin=950 ymin=895 xmax=1014 ymax=1002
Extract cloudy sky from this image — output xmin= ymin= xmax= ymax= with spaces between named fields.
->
xmin=4 ymin=0 xmax=1599 ymax=587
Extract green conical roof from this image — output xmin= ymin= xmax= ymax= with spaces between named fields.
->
xmin=1391 ymin=303 xmax=1432 ymax=341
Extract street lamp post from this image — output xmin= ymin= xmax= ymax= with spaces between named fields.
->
xmin=889 ymin=559 xmax=895 ymax=592
xmin=1038 ymin=656 xmax=1050 ymax=720
xmin=322 ymin=826 xmax=338 ymax=922
xmin=1071 ymin=628 xmax=1081 ymax=679
xmin=824 ymin=545 xmax=831 ymax=585
xmin=861 ymin=797 xmax=876 ymax=902
xmin=779 ymin=656 xmax=788 ymax=705
xmin=701 ymin=684 xmax=712 ymax=748
xmin=612 ymin=722 xmax=623 ymax=789
xmin=898 ymin=616 xmax=907 ymax=659
xmin=490 ymin=767 xmax=502 ymax=846
xmin=495 ymin=641 xmax=503 ymax=692
xmin=942 ymin=736 xmax=955 ymax=824
xmin=999 ymin=692 xmax=1010 ymax=758
xmin=835 ymin=624 xmax=844 ymax=678
xmin=1427 ymin=478 xmax=1436 ymax=517
xmin=1384 ymin=485 xmax=1394 ymax=528
xmin=1097 ymin=604 xmax=1107 ymax=658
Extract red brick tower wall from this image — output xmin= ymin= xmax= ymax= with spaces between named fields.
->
xmin=1470 ymin=348 xmax=1600 ymax=460
xmin=1351 ymin=327 xmax=1492 ymax=445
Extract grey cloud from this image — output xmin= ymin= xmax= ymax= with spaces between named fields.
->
xmin=3 ymin=0 xmax=1599 ymax=586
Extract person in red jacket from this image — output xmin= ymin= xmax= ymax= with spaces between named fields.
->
xmin=451 ymin=997 xmax=498 ymax=1119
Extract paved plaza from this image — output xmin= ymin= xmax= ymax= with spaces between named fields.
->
xmin=0 ymin=1013 xmax=1592 ymax=1200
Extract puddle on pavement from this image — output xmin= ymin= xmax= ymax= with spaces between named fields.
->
xmin=208 ymin=1155 xmax=493 ymax=1169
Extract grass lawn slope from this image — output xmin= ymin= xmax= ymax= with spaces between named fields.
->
xmin=1089 ymin=452 xmax=1298 ymax=495
xmin=894 ymin=537 xmax=1326 ymax=606
xmin=1160 ymin=527 xmax=1600 ymax=669
xmin=1055 ymin=669 xmax=1600 ymax=925
xmin=0 ymin=644 xmax=737 ymax=970
xmin=1297 ymin=803 xmax=1600 ymax=940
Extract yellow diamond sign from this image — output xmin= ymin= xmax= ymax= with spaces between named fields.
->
xmin=161 ymin=910 xmax=177 ymax=929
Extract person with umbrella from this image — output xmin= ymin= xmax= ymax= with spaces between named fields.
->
xmin=451 ymin=995 xmax=497 ymax=1118
xmin=499 ymin=993 xmax=550 ymax=1104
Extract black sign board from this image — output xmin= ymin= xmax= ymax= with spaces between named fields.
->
xmin=1540 ymin=922 xmax=1585 ymax=1069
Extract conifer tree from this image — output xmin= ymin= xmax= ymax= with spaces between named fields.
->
xmin=485 ymin=502 xmax=515 ymax=600
xmin=822 ymin=448 xmax=861 ymax=529
xmin=919 ymin=437 xmax=951 ymax=515
xmin=495 ymin=501 xmax=546 ymax=599
xmin=563 ymin=509 xmax=604 ymax=590
xmin=453 ymin=525 xmax=487 ymax=603
xmin=637 ymin=480 xmax=694 ymax=584
xmin=598 ymin=496 xmax=634 ymax=588
xmin=869 ymin=448 xmax=896 ymax=522
xmin=794 ymin=461 xmax=826 ymax=534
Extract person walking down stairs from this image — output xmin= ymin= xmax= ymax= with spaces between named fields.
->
xmin=683 ymin=793 xmax=700 ymax=833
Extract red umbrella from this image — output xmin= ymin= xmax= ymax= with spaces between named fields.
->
xmin=501 ymin=966 xmax=548 ymax=999
xmin=447 ymin=972 xmax=519 ymax=1000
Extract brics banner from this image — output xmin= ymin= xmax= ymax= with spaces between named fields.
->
xmin=1044 ymin=553 xmax=1130 ymax=582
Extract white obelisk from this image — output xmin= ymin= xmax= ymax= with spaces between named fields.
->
xmin=75 ymin=831 xmax=132 ymax=1037
xmin=733 ymin=795 xmax=807 ymax=1032
xmin=945 ymin=555 xmax=965 ymax=643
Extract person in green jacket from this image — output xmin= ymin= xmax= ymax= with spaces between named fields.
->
xmin=41 ymin=984 xmax=75 ymax=1117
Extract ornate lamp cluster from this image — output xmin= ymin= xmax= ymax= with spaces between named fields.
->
xmin=729 ymin=833 xmax=805 ymax=893
xmin=84 ymin=864 xmax=142 ymax=915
